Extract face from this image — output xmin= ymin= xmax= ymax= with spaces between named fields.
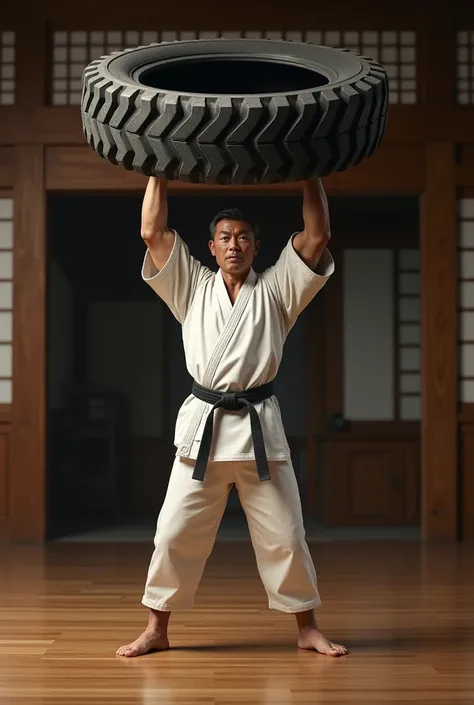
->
xmin=209 ymin=219 xmax=260 ymax=275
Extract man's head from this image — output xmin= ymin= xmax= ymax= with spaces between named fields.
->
xmin=208 ymin=209 xmax=260 ymax=276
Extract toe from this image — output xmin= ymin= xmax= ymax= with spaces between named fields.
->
xmin=327 ymin=643 xmax=343 ymax=656
xmin=117 ymin=645 xmax=133 ymax=657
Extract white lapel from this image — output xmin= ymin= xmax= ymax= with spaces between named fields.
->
xmin=202 ymin=268 xmax=257 ymax=388
xmin=215 ymin=269 xmax=233 ymax=317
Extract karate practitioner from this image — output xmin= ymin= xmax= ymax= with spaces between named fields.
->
xmin=117 ymin=176 xmax=347 ymax=658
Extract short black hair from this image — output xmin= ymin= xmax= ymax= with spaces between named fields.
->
xmin=209 ymin=209 xmax=259 ymax=239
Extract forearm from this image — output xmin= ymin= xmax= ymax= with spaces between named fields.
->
xmin=301 ymin=178 xmax=331 ymax=240
xmin=140 ymin=176 xmax=175 ymax=271
xmin=141 ymin=176 xmax=172 ymax=238
xmin=293 ymin=179 xmax=331 ymax=269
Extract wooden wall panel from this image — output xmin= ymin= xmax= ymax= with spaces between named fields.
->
xmin=10 ymin=146 xmax=46 ymax=542
xmin=0 ymin=429 xmax=9 ymax=542
xmin=3 ymin=107 xmax=474 ymax=147
xmin=0 ymin=149 xmax=14 ymax=189
xmin=420 ymin=143 xmax=458 ymax=539
xmin=461 ymin=424 xmax=474 ymax=539
xmin=0 ymin=431 xmax=8 ymax=520
xmin=322 ymin=439 xmax=420 ymax=526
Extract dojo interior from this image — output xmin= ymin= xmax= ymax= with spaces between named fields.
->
xmin=2 ymin=8 xmax=474 ymax=702
xmin=46 ymin=192 xmax=420 ymax=540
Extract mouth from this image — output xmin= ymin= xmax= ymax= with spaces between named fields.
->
xmin=226 ymin=256 xmax=242 ymax=262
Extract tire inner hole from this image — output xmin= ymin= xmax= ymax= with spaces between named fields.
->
xmin=138 ymin=57 xmax=329 ymax=94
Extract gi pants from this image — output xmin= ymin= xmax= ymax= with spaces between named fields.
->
xmin=142 ymin=456 xmax=321 ymax=613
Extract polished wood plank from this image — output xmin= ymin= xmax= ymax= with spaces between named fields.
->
xmin=0 ymin=540 xmax=473 ymax=704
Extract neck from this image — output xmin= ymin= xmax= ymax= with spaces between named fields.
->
xmin=221 ymin=268 xmax=251 ymax=304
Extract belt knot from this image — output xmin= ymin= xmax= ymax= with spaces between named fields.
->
xmin=221 ymin=392 xmax=242 ymax=411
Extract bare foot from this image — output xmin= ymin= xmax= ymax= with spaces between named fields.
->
xmin=116 ymin=628 xmax=169 ymax=657
xmin=297 ymin=627 xmax=348 ymax=657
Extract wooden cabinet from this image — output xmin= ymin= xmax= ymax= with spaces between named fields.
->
xmin=321 ymin=438 xmax=420 ymax=526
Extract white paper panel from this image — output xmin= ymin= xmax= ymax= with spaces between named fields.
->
xmin=459 ymin=199 xmax=474 ymax=219
xmin=399 ymin=297 xmax=420 ymax=322
xmin=460 ymin=251 xmax=474 ymax=279
xmin=399 ymin=324 xmax=420 ymax=345
xmin=51 ymin=29 xmax=416 ymax=105
xmin=0 ymin=379 xmax=12 ymax=403
xmin=0 ymin=220 xmax=13 ymax=249
xmin=460 ymin=311 xmax=474 ymax=341
xmin=343 ymin=249 xmax=394 ymax=420
xmin=400 ymin=347 xmax=421 ymax=371
xmin=0 ymin=281 xmax=12 ymax=309
xmin=399 ymin=272 xmax=420 ymax=295
xmin=0 ymin=199 xmax=12 ymax=220
xmin=0 ymin=344 xmax=12 ymax=376
xmin=460 ymin=343 xmax=474 ymax=377
xmin=400 ymin=395 xmax=421 ymax=420
xmin=459 ymin=220 xmax=474 ymax=248
xmin=0 ymin=252 xmax=12 ymax=279
xmin=286 ymin=31 xmax=303 ymax=41
xmin=461 ymin=379 xmax=474 ymax=403
xmin=161 ymin=31 xmax=178 ymax=41
xmin=456 ymin=34 xmax=474 ymax=104
xmin=1 ymin=32 xmax=15 ymax=106
xmin=400 ymin=373 xmax=421 ymax=394
xmin=0 ymin=312 xmax=12 ymax=342
xmin=460 ymin=281 xmax=474 ymax=308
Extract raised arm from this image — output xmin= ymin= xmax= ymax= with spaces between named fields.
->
xmin=292 ymin=179 xmax=331 ymax=270
xmin=141 ymin=176 xmax=175 ymax=271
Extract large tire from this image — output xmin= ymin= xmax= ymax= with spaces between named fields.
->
xmin=81 ymin=39 xmax=388 ymax=185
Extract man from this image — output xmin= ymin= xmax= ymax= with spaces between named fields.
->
xmin=117 ymin=176 xmax=347 ymax=658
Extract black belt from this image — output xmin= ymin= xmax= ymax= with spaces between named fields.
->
xmin=191 ymin=380 xmax=274 ymax=482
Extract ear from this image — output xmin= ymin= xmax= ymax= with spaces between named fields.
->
xmin=209 ymin=239 xmax=216 ymax=257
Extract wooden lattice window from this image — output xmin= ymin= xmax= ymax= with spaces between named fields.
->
xmin=397 ymin=249 xmax=421 ymax=420
xmin=51 ymin=29 xmax=416 ymax=106
xmin=0 ymin=199 xmax=13 ymax=404
xmin=458 ymin=199 xmax=474 ymax=403
xmin=456 ymin=32 xmax=474 ymax=104
xmin=0 ymin=32 xmax=15 ymax=105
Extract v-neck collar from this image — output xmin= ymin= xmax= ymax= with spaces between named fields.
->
xmin=216 ymin=268 xmax=257 ymax=314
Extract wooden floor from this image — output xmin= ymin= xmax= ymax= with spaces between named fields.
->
xmin=1 ymin=538 xmax=473 ymax=704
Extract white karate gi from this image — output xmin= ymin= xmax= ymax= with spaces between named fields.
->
xmin=141 ymin=230 xmax=334 ymax=613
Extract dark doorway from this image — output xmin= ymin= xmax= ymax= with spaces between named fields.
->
xmin=46 ymin=192 xmax=311 ymax=540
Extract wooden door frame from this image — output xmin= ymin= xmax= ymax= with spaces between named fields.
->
xmin=5 ymin=138 xmax=460 ymax=541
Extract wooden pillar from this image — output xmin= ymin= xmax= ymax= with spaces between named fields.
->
xmin=10 ymin=146 xmax=46 ymax=542
xmin=420 ymin=143 xmax=458 ymax=540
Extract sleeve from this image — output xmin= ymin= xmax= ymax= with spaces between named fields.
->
xmin=141 ymin=230 xmax=211 ymax=323
xmin=263 ymin=233 xmax=335 ymax=329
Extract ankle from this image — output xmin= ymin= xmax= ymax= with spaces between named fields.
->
xmin=147 ymin=608 xmax=171 ymax=634
xmin=295 ymin=609 xmax=318 ymax=633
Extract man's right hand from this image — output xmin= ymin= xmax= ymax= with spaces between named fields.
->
xmin=140 ymin=176 xmax=175 ymax=272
